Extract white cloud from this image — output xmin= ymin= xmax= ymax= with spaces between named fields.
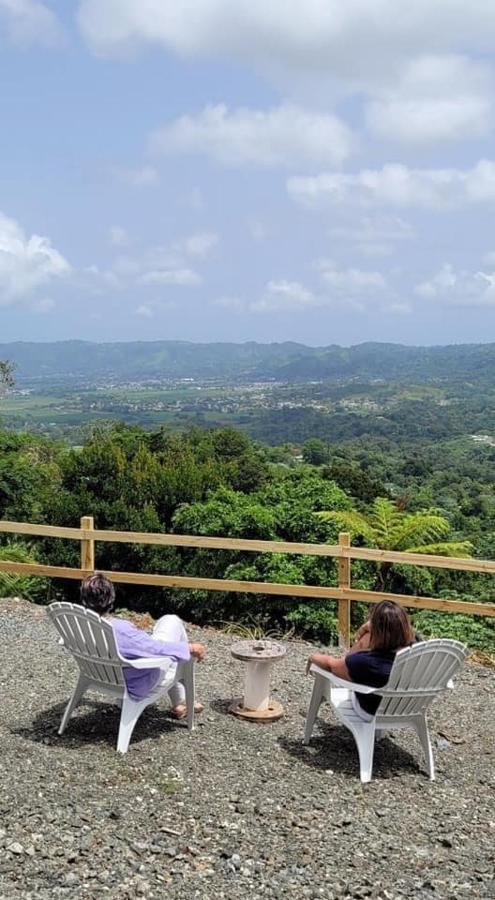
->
xmin=114 ymin=165 xmax=159 ymax=187
xmin=212 ymin=269 xmax=400 ymax=317
xmin=135 ymin=304 xmax=153 ymax=318
xmin=288 ymin=160 xmax=495 ymax=211
xmin=415 ymin=263 xmax=457 ymax=298
xmin=109 ymin=225 xmax=129 ymax=247
xmin=76 ymin=0 xmax=495 ymax=160
xmin=0 ymin=0 xmax=62 ymax=48
xmin=313 ymin=259 xmax=395 ymax=313
xmin=90 ymin=232 xmax=215 ymax=292
xmin=77 ymin=2 xmax=495 ymax=77
xmin=137 ymin=235 xmax=211 ymax=285
xmin=80 ymin=264 xmax=122 ymax=292
xmin=176 ymin=231 xmax=218 ymax=258
xmin=150 ymin=103 xmax=353 ymax=168
xmin=329 ymin=216 xmax=414 ymax=243
xmin=386 ymin=301 xmax=412 ymax=315
xmin=0 ymin=211 xmax=70 ymax=305
xmin=213 ymin=296 xmax=245 ymax=310
xmin=247 ymin=219 xmax=270 ymax=242
xmin=329 ymin=215 xmax=414 ymax=257
xmin=317 ymin=259 xmax=387 ymax=292
xmin=415 ymin=263 xmax=495 ymax=306
xmin=251 ymin=279 xmax=316 ymax=313
xmin=366 ymin=55 xmax=493 ymax=144
xmin=139 ymin=268 xmax=201 ymax=286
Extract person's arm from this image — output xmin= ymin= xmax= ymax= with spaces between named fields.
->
xmin=112 ymin=621 xmax=191 ymax=662
xmin=355 ymin=620 xmax=370 ymax=641
xmin=306 ymin=652 xmax=351 ymax=680
xmin=349 ymin=620 xmax=371 ymax=653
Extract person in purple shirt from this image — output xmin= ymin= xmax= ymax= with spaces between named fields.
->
xmin=80 ymin=573 xmax=205 ymax=718
xmin=306 ymin=600 xmax=418 ymax=720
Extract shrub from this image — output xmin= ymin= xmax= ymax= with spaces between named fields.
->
xmin=285 ymin=601 xmax=339 ymax=645
xmin=412 ymin=609 xmax=495 ymax=652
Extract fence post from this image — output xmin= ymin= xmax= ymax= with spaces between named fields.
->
xmin=338 ymin=532 xmax=351 ymax=648
xmin=80 ymin=515 xmax=95 ymax=574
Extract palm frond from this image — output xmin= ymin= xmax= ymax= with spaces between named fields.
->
xmin=405 ymin=541 xmax=473 ymax=558
xmin=369 ymin=498 xmax=402 ymax=548
xmin=392 ymin=513 xmax=450 ymax=551
xmin=316 ymin=510 xmax=375 ymax=541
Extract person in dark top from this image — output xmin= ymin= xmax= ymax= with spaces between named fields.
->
xmin=306 ymin=600 xmax=419 ymax=720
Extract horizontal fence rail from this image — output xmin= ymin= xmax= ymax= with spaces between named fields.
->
xmin=1 ymin=517 xmax=494 ymax=647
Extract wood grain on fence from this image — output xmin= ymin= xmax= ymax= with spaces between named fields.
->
xmin=1 ymin=559 xmax=493 ymax=619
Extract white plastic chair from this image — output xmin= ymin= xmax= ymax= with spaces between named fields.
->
xmin=48 ymin=601 xmax=196 ymax=753
xmin=303 ymin=639 xmax=468 ymax=782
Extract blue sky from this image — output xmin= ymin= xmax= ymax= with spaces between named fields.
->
xmin=2 ymin=1 xmax=495 ymax=346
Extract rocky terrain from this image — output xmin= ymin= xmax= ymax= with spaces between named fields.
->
xmin=0 ymin=598 xmax=493 ymax=899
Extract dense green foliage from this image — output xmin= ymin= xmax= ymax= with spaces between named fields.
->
xmin=0 ymin=419 xmax=493 ymax=651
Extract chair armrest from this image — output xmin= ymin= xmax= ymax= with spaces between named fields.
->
xmin=123 ymin=655 xmax=195 ymax=670
xmin=310 ymin=664 xmax=379 ymax=694
xmin=123 ymin=656 xmax=179 ymax=670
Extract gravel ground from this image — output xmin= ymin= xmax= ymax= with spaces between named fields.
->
xmin=0 ymin=597 xmax=494 ymax=900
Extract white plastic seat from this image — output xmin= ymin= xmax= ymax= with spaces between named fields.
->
xmin=303 ymin=638 xmax=468 ymax=782
xmin=48 ymin=601 xmax=195 ymax=753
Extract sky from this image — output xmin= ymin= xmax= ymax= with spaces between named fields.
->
xmin=1 ymin=2 xmax=495 ymax=347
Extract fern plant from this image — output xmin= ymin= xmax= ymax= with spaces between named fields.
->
xmin=318 ymin=497 xmax=472 ymax=590
xmin=0 ymin=541 xmax=49 ymax=602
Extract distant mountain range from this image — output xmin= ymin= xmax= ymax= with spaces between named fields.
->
xmin=1 ymin=340 xmax=494 ymax=383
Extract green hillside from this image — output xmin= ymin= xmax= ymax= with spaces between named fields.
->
xmin=1 ymin=340 xmax=494 ymax=384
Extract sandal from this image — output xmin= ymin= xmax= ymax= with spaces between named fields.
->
xmin=169 ymin=702 xmax=204 ymax=720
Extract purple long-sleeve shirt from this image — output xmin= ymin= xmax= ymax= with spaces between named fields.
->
xmin=110 ymin=618 xmax=190 ymax=701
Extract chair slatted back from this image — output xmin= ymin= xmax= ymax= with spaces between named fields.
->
xmin=48 ymin=601 xmax=125 ymax=687
xmin=376 ymin=639 xmax=468 ymax=717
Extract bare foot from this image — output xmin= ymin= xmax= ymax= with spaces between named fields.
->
xmin=170 ymin=702 xmax=204 ymax=720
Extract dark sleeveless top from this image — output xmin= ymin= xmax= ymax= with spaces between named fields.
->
xmin=346 ymin=634 xmax=422 ymax=715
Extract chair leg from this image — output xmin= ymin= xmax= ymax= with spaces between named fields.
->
xmin=352 ymin=724 xmax=376 ymax=783
xmin=183 ymin=661 xmax=195 ymax=732
xmin=117 ymin=697 xmax=148 ymax=754
xmin=303 ymin=675 xmax=325 ymax=745
xmin=58 ymin=675 xmax=89 ymax=735
xmin=414 ymin=716 xmax=435 ymax=781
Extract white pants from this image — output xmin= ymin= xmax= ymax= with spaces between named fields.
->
xmin=351 ymin=690 xmax=375 ymax=722
xmin=152 ymin=614 xmax=188 ymax=707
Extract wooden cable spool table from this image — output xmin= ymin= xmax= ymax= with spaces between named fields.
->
xmin=229 ymin=639 xmax=287 ymax=722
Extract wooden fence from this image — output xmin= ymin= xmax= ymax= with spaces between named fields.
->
xmin=0 ymin=517 xmax=494 ymax=647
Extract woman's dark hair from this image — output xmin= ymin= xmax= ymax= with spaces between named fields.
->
xmin=80 ymin=573 xmax=115 ymax=616
xmin=368 ymin=600 xmax=413 ymax=652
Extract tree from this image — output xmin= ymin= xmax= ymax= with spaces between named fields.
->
xmin=318 ymin=497 xmax=473 ymax=590
xmin=303 ymin=438 xmax=329 ymax=466
xmin=322 ymin=460 xmax=388 ymax=503
xmin=0 ymin=361 xmax=14 ymax=394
